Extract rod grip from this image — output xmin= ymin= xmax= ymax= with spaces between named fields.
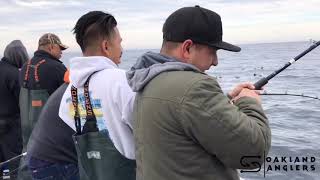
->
xmin=254 ymin=77 xmax=269 ymax=90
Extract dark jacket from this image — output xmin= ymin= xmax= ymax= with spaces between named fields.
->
xmin=127 ymin=52 xmax=271 ymax=180
xmin=0 ymin=40 xmax=28 ymax=163
xmin=0 ymin=59 xmax=23 ymax=159
xmin=20 ymin=50 xmax=67 ymax=95
xmin=0 ymin=58 xmax=20 ymax=127
xmin=27 ymin=83 xmax=77 ymax=164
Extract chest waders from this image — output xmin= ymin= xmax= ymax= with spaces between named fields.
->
xmin=18 ymin=60 xmax=49 ymax=180
xmin=71 ymin=74 xmax=136 ymax=180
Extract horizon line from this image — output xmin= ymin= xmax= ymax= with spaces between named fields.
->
xmin=57 ymin=40 xmax=312 ymax=53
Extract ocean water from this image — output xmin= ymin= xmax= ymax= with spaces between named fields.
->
xmin=61 ymin=41 xmax=320 ymax=180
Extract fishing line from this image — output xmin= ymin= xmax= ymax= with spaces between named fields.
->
xmin=260 ymin=92 xmax=320 ymax=101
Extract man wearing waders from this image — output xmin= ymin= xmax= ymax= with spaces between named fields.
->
xmin=18 ymin=33 xmax=68 ymax=179
xmin=57 ymin=11 xmax=136 ymax=180
xmin=0 ymin=40 xmax=28 ymax=179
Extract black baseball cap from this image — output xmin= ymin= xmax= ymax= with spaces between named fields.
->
xmin=163 ymin=5 xmax=241 ymax=52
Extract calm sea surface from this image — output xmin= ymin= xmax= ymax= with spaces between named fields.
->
xmin=62 ymin=41 xmax=320 ymax=180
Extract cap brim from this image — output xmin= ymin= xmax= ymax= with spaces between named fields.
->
xmin=58 ymin=44 xmax=68 ymax=51
xmin=209 ymin=41 xmax=241 ymax=52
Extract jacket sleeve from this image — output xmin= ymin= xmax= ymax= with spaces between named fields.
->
xmin=179 ymin=77 xmax=271 ymax=169
xmin=54 ymin=64 xmax=67 ymax=88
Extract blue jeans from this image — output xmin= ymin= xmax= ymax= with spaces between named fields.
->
xmin=28 ymin=157 xmax=79 ymax=180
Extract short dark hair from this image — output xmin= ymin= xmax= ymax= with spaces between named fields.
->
xmin=73 ymin=11 xmax=117 ymax=52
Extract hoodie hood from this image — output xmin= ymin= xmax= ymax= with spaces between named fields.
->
xmin=70 ymin=56 xmax=117 ymax=88
xmin=3 ymin=40 xmax=29 ymax=68
xmin=126 ymin=51 xmax=202 ymax=92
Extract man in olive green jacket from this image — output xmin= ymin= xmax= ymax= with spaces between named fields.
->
xmin=127 ymin=6 xmax=271 ymax=180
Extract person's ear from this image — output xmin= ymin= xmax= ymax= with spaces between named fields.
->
xmin=101 ymin=40 xmax=110 ymax=57
xmin=181 ymin=39 xmax=193 ymax=60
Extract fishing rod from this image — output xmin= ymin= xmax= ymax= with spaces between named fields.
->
xmin=0 ymin=152 xmax=27 ymax=168
xmin=254 ymin=41 xmax=320 ymax=90
xmin=0 ymin=152 xmax=27 ymax=178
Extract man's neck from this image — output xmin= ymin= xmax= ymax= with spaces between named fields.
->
xmin=83 ymin=51 xmax=104 ymax=57
xmin=38 ymin=47 xmax=51 ymax=55
xmin=160 ymin=50 xmax=187 ymax=64
xmin=36 ymin=49 xmax=59 ymax=60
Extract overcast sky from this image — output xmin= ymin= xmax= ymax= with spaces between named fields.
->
xmin=0 ymin=0 xmax=319 ymax=53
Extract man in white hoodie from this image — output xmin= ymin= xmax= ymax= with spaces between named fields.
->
xmin=59 ymin=11 xmax=135 ymax=159
xmin=27 ymin=11 xmax=135 ymax=180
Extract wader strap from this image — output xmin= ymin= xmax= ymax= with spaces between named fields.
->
xmin=34 ymin=59 xmax=46 ymax=83
xmin=71 ymin=85 xmax=81 ymax=135
xmin=83 ymin=76 xmax=97 ymax=120
xmin=23 ymin=59 xmax=46 ymax=88
xmin=71 ymin=73 xmax=98 ymax=135
xmin=23 ymin=60 xmax=32 ymax=87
